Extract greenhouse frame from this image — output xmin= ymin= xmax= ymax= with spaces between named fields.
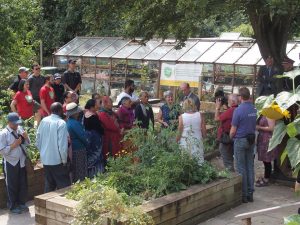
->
xmin=53 ymin=33 xmax=300 ymax=100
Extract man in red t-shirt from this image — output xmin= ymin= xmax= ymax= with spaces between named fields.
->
xmin=39 ymin=75 xmax=55 ymax=117
xmin=214 ymin=94 xmax=239 ymax=171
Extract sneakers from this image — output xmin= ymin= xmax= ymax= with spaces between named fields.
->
xmin=242 ymin=194 xmax=254 ymax=203
xmin=19 ymin=204 xmax=29 ymax=212
xmin=10 ymin=207 xmax=22 ymax=214
xmin=10 ymin=205 xmax=29 ymax=214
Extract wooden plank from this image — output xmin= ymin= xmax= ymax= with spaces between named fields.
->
xmin=46 ymin=217 xmax=66 ymax=225
xmin=142 ymin=175 xmax=241 ymax=218
xmin=151 ymin=184 xmax=239 ymax=224
xmin=35 ymin=187 xmax=71 ymax=208
xmin=46 ymin=196 xmax=78 ymax=216
xmin=35 ymin=214 xmax=47 ymax=225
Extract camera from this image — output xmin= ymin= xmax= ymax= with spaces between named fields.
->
xmin=214 ymin=89 xmax=228 ymax=106
xmin=18 ymin=134 xmax=26 ymax=144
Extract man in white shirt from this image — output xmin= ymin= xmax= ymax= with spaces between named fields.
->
xmin=0 ymin=113 xmax=30 ymax=214
xmin=116 ymin=79 xmax=139 ymax=106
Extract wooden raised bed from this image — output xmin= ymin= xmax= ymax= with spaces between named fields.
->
xmin=0 ymin=166 xmax=44 ymax=208
xmin=35 ymin=174 xmax=242 ymax=225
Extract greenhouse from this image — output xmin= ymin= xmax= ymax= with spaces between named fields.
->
xmin=53 ymin=33 xmax=300 ymax=100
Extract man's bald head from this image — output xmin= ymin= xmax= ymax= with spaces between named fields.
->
xmin=50 ymin=102 xmax=63 ymax=116
xmin=180 ymin=83 xmax=191 ymax=96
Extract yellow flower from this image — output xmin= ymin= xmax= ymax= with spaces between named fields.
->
xmin=261 ymin=101 xmax=291 ymax=120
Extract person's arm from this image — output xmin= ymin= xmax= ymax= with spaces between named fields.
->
xmin=201 ymin=113 xmax=207 ymax=138
xmin=176 ymin=115 xmax=183 ymax=142
xmin=214 ymin=98 xmax=222 ymax=121
xmin=73 ymin=122 xmax=88 ymax=146
xmin=230 ymin=126 xmax=237 ymax=139
xmin=230 ymin=110 xmax=239 ymax=139
xmin=40 ymin=99 xmax=50 ymax=115
xmin=10 ymin=100 xmax=17 ymax=112
xmin=157 ymin=108 xmax=168 ymax=127
xmin=62 ymin=73 xmax=74 ymax=92
xmin=57 ymin=122 xmax=68 ymax=164
xmin=256 ymin=118 xmax=275 ymax=132
xmin=134 ymin=105 xmax=143 ymax=126
xmin=150 ymin=107 xmax=155 ymax=129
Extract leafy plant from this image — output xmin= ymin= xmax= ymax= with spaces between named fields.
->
xmin=67 ymin=126 xmax=220 ymax=224
xmin=255 ymin=69 xmax=300 ymax=174
xmin=284 ymin=214 xmax=300 ymax=225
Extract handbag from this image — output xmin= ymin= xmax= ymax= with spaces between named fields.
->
xmin=9 ymin=129 xmax=34 ymax=174
xmin=220 ymin=132 xmax=232 ymax=145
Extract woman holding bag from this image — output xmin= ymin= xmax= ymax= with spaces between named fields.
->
xmin=11 ymin=79 xmax=35 ymax=120
xmin=214 ymin=94 xmax=239 ymax=172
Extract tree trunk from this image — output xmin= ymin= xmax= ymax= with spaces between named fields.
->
xmin=247 ymin=6 xmax=293 ymax=73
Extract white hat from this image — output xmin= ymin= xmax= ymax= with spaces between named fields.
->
xmin=19 ymin=67 xmax=29 ymax=72
xmin=66 ymin=103 xmax=82 ymax=117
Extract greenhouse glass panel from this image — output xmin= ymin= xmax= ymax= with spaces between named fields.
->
xmin=196 ymin=42 xmax=232 ymax=63
xmin=68 ymin=38 xmax=102 ymax=56
xmin=257 ymin=43 xmax=296 ymax=66
xmin=161 ymin=40 xmax=198 ymax=61
xmin=144 ymin=45 xmax=174 ymax=60
xmin=97 ymin=39 xmax=129 ymax=58
xmin=128 ymin=40 xmax=161 ymax=59
xmin=216 ymin=45 xmax=249 ymax=64
xmin=178 ymin=41 xmax=214 ymax=62
xmin=55 ymin=56 xmax=68 ymax=69
xmin=83 ymin=38 xmax=118 ymax=57
xmin=55 ymin=37 xmax=89 ymax=56
xmin=214 ymin=64 xmax=234 ymax=85
xmin=287 ymin=43 xmax=300 ymax=66
xmin=112 ymin=43 xmax=141 ymax=59
xmin=235 ymin=44 xmax=261 ymax=65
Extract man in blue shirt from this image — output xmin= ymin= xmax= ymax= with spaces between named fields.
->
xmin=36 ymin=102 xmax=70 ymax=193
xmin=230 ymin=87 xmax=257 ymax=203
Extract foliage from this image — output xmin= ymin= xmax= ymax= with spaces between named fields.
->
xmin=67 ymin=126 xmax=220 ymax=224
xmin=255 ymin=69 xmax=300 ymax=173
xmin=0 ymin=0 xmax=40 ymax=75
xmin=284 ymin=214 xmax=300 ymax=225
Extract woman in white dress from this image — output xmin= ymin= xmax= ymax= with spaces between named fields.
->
xmin=176 ymin=98 xmax=207 ymax=164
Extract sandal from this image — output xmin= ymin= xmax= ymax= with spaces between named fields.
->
xmin=255 ymin=179 xmax=269 ymax=187
xmin=255 ymin=177 xmax=263 ymax=185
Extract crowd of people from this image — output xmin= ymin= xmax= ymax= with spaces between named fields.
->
xmin=0 ymin=55 xmax=288 ymax=214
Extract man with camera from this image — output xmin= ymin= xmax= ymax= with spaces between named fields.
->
xmin=0 ymin=112 xmax=30 ymax=214
xmin=215 ymin=93 xmax=238 ymax=172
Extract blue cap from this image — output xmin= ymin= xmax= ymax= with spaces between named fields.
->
xmin=7 ymin=112 xmax=22 ymax=125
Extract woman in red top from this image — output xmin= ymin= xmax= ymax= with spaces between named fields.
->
xmin=98 ymin=96 xmax=121 ymax=159
xmin=10 ymin=79 xmax=34 ymax=119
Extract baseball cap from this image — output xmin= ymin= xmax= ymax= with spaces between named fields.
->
xmin=53 ymin=73 xmax=61 ymax=80
xmin=7 ymin=112 xmax=22 ymax=125
xmin=68 ymin=59 xmax=77 ymax=64
xmin=19 ymin=67 xmax=29 ymax=73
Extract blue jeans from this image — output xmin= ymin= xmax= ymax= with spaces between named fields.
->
xmin=234 ymin=138 xmax=255 ymax=197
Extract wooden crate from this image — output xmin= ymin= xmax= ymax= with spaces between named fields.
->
xmin=34 ymin=174 xmax=242 ymax=225
xmin=0 ymin=167 xmax=44 ymax=208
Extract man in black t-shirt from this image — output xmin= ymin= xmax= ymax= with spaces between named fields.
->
xmin=9 ymin=67 xmax=29 ymax=92
xmin=62 ymin=59 xmax=82 ymax=97
xmin=52 ymin=73 xmax=65 ymax=104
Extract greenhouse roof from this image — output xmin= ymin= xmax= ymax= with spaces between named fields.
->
xmin=54 ymin=35 xmax=300 ymax=66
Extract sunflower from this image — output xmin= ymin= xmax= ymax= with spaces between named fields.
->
xmin=261 ymin=101 xmax=291 ymax=120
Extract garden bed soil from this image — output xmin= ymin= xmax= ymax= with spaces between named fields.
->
xmin=34 ymin=174 xmax=242 ymax=225
xmin=0 ymin=166 xmax=44 ymax=208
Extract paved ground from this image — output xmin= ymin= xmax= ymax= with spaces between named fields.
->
xmin=0 ymin=157 xmax=299 ymax=225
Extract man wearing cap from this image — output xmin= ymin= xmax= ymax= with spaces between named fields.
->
xmin=9 ymin=67 xmax=29 ymax=93
xmin=62 ymin=60 xmax=82 ymax=98
xmin=36 ymin=102 xmax=70 ymax=192
xmin=28 ymin=63 xmax=45 ymax=103
xmin=0 ymin=113 xmax=30 ymax=214
xmin=52 ymin=73 xmax=65 ymax=104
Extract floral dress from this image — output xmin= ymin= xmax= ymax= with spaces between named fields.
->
xmin=257 ymin=116 xmax=279 ymax=162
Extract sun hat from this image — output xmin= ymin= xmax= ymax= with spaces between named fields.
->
xmin=19 ymin=67 xmax=29 ymax=73
xmin=66 ymin=103 xmax=82 ymax=117
xmin=7 ymin=112 xmax=22 ymax=125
